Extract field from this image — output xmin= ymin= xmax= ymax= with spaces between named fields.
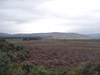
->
xmin=9 ymin=39 xmax=100 ymax=71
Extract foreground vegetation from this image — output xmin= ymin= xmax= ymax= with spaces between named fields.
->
xmin=0 ymin=38 xmax=100 ymax=75
xmin=0 ymin=38 xmax=64 ymax=75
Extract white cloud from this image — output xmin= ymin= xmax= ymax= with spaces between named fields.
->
xmin=39 ymin=0 xmax=100 ymax=16
xmin=0 ymin=0 xmax=100 ymax=34
xmin=16 ymin=17 xmax=71 ymax=33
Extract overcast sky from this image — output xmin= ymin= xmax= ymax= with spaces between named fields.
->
xmin=0 ymin=0 xmax=100 ymax=34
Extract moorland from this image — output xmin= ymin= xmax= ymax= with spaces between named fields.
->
xmin=9 ymin=39 xmax=100 ymax=75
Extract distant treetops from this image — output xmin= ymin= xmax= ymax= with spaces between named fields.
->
xmin=23 ymin=37 xmax=42 ymax=41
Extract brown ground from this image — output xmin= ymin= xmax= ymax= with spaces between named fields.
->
xmin=9 ymin=39 xmax=100 ymax=70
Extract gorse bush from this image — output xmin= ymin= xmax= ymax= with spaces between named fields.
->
xmin=11 ymin=44 xmax=25 ymax=51
xmin=0 ymin=38 xmax=5 ymax=42
xmin=22 ymin=63 xmax=65 ymax=75
xmin=0 ymin=40 xmax=8 ymax=51
xmin=73 ymin=62 xmax=100 ymax=75
xmin=16 ymin=45 xmax=25 ymax=51
xmin=16 ymin=53 xmax=29 ymax=61
xmin=0 ymin=52 xmax=13 ymax=75
xmin=0 ymin=39 xmax=24 ymax=52
xmin=0 ymin=38 xmax=26 ymax=75
xmin=22 ymin=63 xmax=34 ymax=73
xmin=7 ymin=51 xmax=15 ymax=62
xmin=28 ymin=64 xmax=64 ymax=75
xmin=12 ymin=68 xmax=25 ymax=75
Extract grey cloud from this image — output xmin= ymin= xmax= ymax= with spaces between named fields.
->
xmin=70 ymin=26 xmax=100 ymax=34
xmin=63 ymin=21 xmax=100 ymax=34
xmin=0 ymin=0 xmax=51 ymax=24
xmin=51 ymin=7 xmax=100 ymax=22
xmin=0 ymin=23 xmax=20 ymax=33
xmin=54 ymin=8 xmax=100 ymax=34
xmin=0 ymin=8 xmax=41 ymax=23
xmin=0 ymin=0 xmax=100 ymax=34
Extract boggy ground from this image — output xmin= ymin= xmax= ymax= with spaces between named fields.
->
xmin=9 ymin=39 xmax=100 ymax=71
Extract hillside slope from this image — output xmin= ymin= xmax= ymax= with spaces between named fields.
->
xmin=34 ymin=32 xmax=91 ymax=39
xmin=89 ymin=33 xmax=100 ymax=39
xmin=0 ymin=32 xmax=91 ymax=39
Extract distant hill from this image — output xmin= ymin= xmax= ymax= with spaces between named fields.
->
xmin=89 ymin=33 xmax=100 ymax=39
xmin=32 ymin=32 xmax=91 ymax=39
xmin=0 ymin=33 xmax=11 ymax=37
xmin=0 ymin=32 xmax=91 ymax=39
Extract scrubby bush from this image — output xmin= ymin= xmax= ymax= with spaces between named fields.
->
xmin=22 ymin=63 xmax=64 ymax=75
xmin=0 ymin=52 xmax=13 ymax=75
xmin=22 ymin=63 xmax=34 ymax=73
xmin=24 ymin=49 xmax=31 ymax=53
xmin=7 ymin=51 xmax=15 ymax=62
xmin=16 ymin=53 xmax=29 ymax=61
xmin=0 ymin=40 xmax=7 ymax=51
xmin=12 ymin=68 xmax=25 ymax=75
xmin=73 ymin=62 xmax=100 ymax=75
xmin=12 ymin=63 xmax=22 ymax=70
xmin=16 ymin=45 xmax=25 ymax=51
xmin=0 ymin=38 xmax=5 ymax=42
xmin=8 ymin=44 xmax=25 ymax=51
xmin=29 ymin=65 xmax=63 ymax=75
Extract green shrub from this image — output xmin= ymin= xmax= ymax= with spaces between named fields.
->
xmin=9 ymin=44 xmax=25 ymax=51
xmin=73 ymin=62 xmax=100 ymax=75
xmin=29 ymin=66 xmax=48 ymax=75
xmin=16 ymin=45 xmax=25 ymax=51
xmin=0 ymin=52 xmax=13 ymax=75
xmin=22 ymin=63 xmax=34 ymax=73
xmin=93 ymin=62 xmax=100 ymax=75
xmin=12 ymin=68 xmax=25 ymax=75
xmin=17 ymin=53 xmax=29 ymax=61
xmin=29 ymin=65 xmax=64 ymax=75
xmin=24 ymin=49 xmax=30 ymax=53
xmin=7 ymin=51 xmax=15 ymax=62
xmin=22 ymin=63 xmax=65 ymax=75
xmin=0 ymin=41 xmax=6 ymax=50
xmin=94 ymin=62 xmax=100 ymax=71
xmin=0 ymin=38 xmax=5 ymax=42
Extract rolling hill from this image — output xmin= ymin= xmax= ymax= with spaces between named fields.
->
xmin=0 ymin=32 xmax=92 ymax=39
xmin=89 ymin=33 xmax=100 ymax=39
xmin=32 ymin=32 xmax=91 ymax=39
xmin=0 ymin=32 xmax=11 ymax=37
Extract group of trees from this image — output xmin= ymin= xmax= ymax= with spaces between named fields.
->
xmin=23 ymin=37 xmax=42 ymax=41
xmin=2 ymin=37 xmax=42 ymax=40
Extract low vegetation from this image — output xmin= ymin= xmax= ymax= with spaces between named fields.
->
xmin=0 ymin=38 xmax=63 ymax=75
xmin=0 ymin=38 xmax=100 ymax=75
